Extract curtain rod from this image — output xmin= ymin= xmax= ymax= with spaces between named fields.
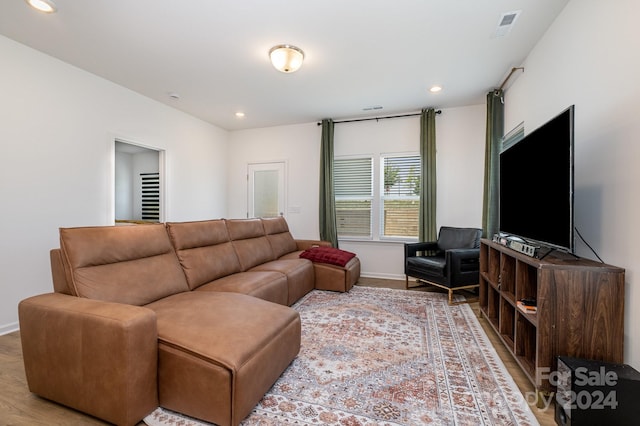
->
xmin=317 ymin=110 xmax=441 ymax=126
xmin=498 ymin=67 xmax=524 ymax=91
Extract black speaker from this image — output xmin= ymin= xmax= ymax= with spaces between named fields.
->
xmin=555 ymin=356 xmax=640 ymax=426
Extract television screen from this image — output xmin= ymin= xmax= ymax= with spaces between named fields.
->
xmin=499 ymin=105 xmax=575 ymax=252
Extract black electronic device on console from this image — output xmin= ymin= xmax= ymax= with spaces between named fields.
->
xmin=555 ymin=356 xmax=640 ymax=426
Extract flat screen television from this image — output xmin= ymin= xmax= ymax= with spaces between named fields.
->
xmin=499 ymin=105 xmax=575 ymax=253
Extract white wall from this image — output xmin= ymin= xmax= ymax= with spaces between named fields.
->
xmin=228 ymin=105 xmax=486 ymax=279
xmin=115 ymin=151 xmax=134 ymax=219
xmin=0 ymin=35 xmax=229 ymax=333
xmin=503 ymin=0 xmax=640 ymax=368
xmin=228 ymin=123 xmax=322 ymax=238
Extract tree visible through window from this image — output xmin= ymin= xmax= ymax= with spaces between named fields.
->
xmin=381 ymin=155 xmax=420 ymax=238
xmin=334 ymin=154 xmax=420 ymax=240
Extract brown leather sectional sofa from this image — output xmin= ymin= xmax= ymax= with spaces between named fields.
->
xmin=18 ymin=217 xmax=360 ymax=426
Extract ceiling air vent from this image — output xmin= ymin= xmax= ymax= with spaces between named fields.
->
xmin=493 ymin=10 xmax=521 ymax=38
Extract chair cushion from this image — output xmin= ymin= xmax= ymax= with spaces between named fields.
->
xmin=437 ymin=227 xmax=481 ymax=251
xmin=407 ymin=255 xmax=446 ymax=277
xmin=299 ymin=246 xmax=356 ymax=267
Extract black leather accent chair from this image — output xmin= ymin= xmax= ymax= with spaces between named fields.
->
xmin=404 ymin=226 xmax=482 ymax=304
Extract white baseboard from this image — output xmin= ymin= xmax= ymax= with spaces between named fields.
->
xmin=360 ymin=272 xmax=406 ymax=281
xmin=0 ymin=322 xmax=19 ymax=336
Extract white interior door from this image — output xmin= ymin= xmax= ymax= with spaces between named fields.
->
xmin=248 ymin=162 xmax=286 ymax=218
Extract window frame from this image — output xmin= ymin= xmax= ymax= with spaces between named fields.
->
xmin=379 ymin=153 xmax=421 ymax=242
xmin=334 ymin=152 xmax=420 ymax=243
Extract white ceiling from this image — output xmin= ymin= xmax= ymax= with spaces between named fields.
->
xmin=0 ymin=0 xmax=569 ymax=131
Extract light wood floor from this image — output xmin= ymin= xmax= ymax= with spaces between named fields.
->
xmin=0 ymin=279 xmax=555 ymax=425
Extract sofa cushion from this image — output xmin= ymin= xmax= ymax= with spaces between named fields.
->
xmin=251 ymin=259 xmax=314 ymax=305
xmin=166 ymin=219 xmax=231 ymax=249
xmin=166 ymin=220 xmax=242 ymax=290
xmin=195 ymin=271 xmax=288 ymax=305
xmin=226 ymin=219 xmax=275 ymax=270
xmin=59 ymin=224 xmax=189 ymax=305
xmin=262 ymin=217 xmax=298 ymax=258
xmin=299 ymin=246 xmax=357 ymax=267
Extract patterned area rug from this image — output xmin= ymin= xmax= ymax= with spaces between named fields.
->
xmin=144 ymin=286 xmax=539 ymax=425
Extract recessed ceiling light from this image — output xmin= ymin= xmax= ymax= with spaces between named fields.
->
xmin=168 ymin=92 xmax=180 ymax=100
xmin=235 ymin=112 xmax=245 ymax=118
xmin=430 ymin=86 xmax=442 ymax=93
xmin=25 ymin=0 xmax=57 ymax=13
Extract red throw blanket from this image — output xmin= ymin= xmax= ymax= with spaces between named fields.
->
xmin=299 ymin=246 xmax=356 ymax=267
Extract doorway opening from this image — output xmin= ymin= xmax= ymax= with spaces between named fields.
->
xmin=114 ymin=140 xmax=165 ymax=224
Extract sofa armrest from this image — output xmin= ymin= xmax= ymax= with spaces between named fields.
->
xmin=18 ymin=293 xmax=158 ymax=426
xmin=295 ymin=239 xmax=332 ymax=250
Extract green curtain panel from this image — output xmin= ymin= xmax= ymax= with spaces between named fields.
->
xmin=419 ymin=108 xmax=437 ymax=242
xmin=319 ymin=119 xmax=338 ymax=247
xmin=482 ymin=90 xmax=504 ymax=239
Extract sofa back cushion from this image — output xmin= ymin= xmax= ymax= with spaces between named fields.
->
xmin=166 ymin=220 xmax=242 ymax=290
xmin=262 ymin=217 xmax=298 ymax=258
xmin=226 ymin=219 xmax=275 ymax=270
xmin=59 ymin=224 xmax=189 ymax=305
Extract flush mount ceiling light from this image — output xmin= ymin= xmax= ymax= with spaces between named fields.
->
xmin=25 ymin=0 xmax=57 ymax=13
xmin=430 ymin=85 xmax=442 ymax=93
xmin=269 ymin=44 xmax=305 ymax=73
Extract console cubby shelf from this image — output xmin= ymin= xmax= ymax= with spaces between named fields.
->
xmin=479 ymin=239 xmax=625 ymax=392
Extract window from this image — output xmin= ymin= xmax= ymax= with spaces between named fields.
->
xmin=334 ymin=154 xmax=420 ymax=241
xmin=335 ymin=157 xmax=373 ymax=238
xmin=381 ymin=155 xmax=420 ymax=239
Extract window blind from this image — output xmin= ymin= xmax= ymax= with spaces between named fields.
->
xmin=334 ymin=157 xmax=373 ymax=238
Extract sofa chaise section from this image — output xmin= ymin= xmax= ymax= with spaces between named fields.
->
xmin=146 ymin=291 xmax=300 ymax=426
